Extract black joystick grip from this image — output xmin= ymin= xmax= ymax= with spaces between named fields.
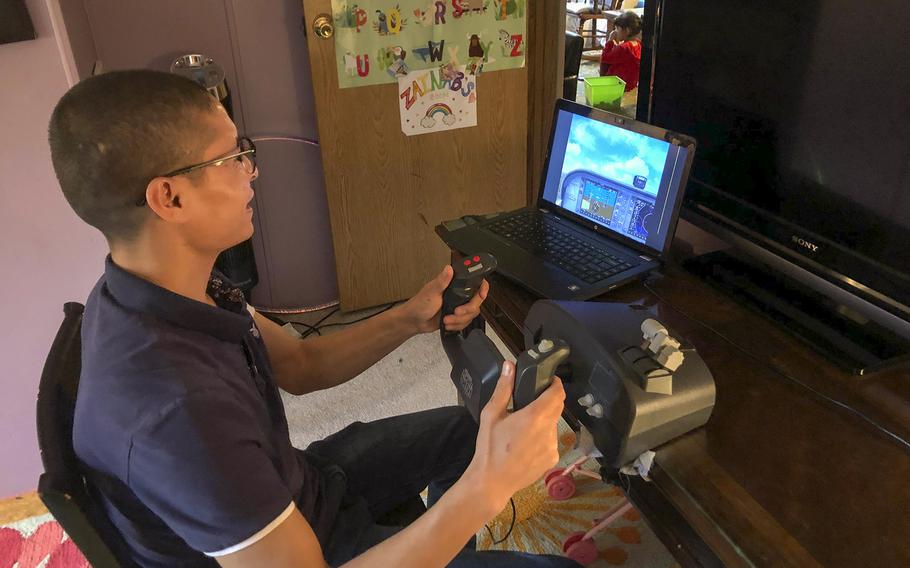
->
xmin=513 ymin=338 xmax=571 ymax=411
xmin=441 ymin=253 xmax=498 ymax=334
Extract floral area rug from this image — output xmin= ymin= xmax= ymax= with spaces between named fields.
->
xmin=475 ymin=424 xmax=679 ymax=567
xmin=0 ymin=511 xmax=88 ymax=568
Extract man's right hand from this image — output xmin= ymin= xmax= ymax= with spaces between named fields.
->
xmin=464 ymin=360 xmax=566 ymax=516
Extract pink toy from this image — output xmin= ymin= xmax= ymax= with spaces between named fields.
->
xmin=545 ymin=455 xmax=635 ymax=566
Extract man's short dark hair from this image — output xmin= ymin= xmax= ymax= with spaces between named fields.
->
xmin=615 ymin=11 xmax=642 ymax=36
xmin=49 ymin=70 xmax=220 ymax=242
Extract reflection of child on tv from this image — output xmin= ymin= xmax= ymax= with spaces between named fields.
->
xmin=599 ymin=11 xmax=642 ymax=92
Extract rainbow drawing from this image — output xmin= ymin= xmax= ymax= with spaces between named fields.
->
xmin=426 ymin=103 xmax=453 ymax=118
xmin=423 ymin=102 xmax=457 ymax=127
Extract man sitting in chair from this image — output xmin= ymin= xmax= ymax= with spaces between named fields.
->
xmin=48 ymin=70 xmax=577 ymax=567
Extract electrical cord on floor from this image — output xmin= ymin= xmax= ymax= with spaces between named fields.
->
xmin=278 ymin=303 xmax=400 ymax=339
xmin=484 ymin=497 xmax=516 ymax=545
xmin=617 ymin=470 xmax=634 ymax=500
xmin=298 ymin=307 xmax=340 ymax=339
xmin=261 ymin=308 xmax=333 ymax=338
xmin=268 ymin=308 xmax=338 ymax=339
xmin=259 ymin=311 xmax=317 ymax=333
xmin=315 ymin=302 xmax=399 ymax=332
xmin=289 ymin=321 xmax=321 ymax=336
xmin=641 ymin=280 xmax=910 ymax=452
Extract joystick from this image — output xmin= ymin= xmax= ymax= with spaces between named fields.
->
xmin=440 ymin=253 xmax=502 ymax=421
xmin=441 ymin=253 xmax=497 ymax=334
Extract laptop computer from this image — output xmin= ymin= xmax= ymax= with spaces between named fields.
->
xmin=440 ymin=98 xmax=696 ymax=301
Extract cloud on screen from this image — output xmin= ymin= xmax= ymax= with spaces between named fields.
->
xmin=562 ymin=117 xmax=670 ymax=195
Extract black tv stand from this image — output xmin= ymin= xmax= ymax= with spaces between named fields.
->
xmin=683 ymin=251 xmax=910 ymax=375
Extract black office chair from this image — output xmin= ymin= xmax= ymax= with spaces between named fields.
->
xmin=36 ymin=302 xmax=134 ymax=568
xmin=564 ymin=31 xmax=585 ymax=101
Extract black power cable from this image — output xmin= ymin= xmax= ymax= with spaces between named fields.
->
xmin=279 ymin=303 xmax=399 ymax=339
xmin=296 ymin=307 xmax=340 ymax=339
xmin=315 ymin=302 xmax=398 ymax=332
xmin=258 ymin=309 xmax=325 ymax=337
xmin=484 ymin=497 xmax=516 ymax=545
xmin=289 ymin=321 xmax=321 ymax=336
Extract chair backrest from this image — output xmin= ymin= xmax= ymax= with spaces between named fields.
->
xmin=563 ymin=31 xmax=585 ymax=100
xmin=36 ymin=302 xmax=133 ymax=568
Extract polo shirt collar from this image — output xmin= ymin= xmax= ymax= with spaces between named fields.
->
xmin=104 ymin=255 xmax=251 ymax=343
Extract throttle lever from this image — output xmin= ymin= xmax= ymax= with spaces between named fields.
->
xmin=513 ymin=338 xmax=571 ymax=411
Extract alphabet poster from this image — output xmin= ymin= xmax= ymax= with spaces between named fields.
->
xmin=331 ymin=0 xmax=526 ymax=89
xmin=398 ymin=64 xmax=477 ymax=135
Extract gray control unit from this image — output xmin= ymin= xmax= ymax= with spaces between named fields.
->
xmin=523 ymin=300 xmax=716 ymax=469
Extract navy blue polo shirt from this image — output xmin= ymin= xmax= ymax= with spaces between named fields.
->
xmin=73 ymin=257 xmax=343 ymax=566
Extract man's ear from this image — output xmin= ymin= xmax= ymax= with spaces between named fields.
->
xmin=144 ymin=177 xmax=187 ymax=223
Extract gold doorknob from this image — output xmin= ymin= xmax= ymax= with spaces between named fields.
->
xmin=313 ymin=14 xmax=334 ymax=39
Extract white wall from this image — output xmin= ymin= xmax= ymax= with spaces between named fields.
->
xmin=0 ymin=0 xmax=107 ymax=498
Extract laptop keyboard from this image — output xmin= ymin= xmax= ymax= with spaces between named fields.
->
xmin=486 ymin=212 xmax=636 ymax=283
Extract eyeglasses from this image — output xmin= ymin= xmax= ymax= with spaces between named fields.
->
xmin=136 ymin=137 xmax=257 ymax=207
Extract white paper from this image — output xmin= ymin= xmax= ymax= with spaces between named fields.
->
xmin=620 ymin=450 xmax=657 ymax=481
xmin=576 ymin=425 xmax=604 ymax=458
xmin=398 ymin=64 xmax=477 ymax=136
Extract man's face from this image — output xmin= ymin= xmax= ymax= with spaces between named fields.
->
xmin=176 ymin=108 xmax=257 ymax=255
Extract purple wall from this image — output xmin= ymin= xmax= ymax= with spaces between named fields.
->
xmin=55 ymin=0 xmax=97 ymax=79
xmin=226 ymin=1 xmax=338 ymax=310
xmin=0 ymin=0 xmax=107 ymax=498
xmin=81 ymin=0 xmax=338 ymax=310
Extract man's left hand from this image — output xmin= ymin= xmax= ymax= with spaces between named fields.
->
xmin=400 ymin=265 xmax=489 ymax=334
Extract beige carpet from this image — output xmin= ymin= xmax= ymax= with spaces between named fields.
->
xmin=281 ymin=330 xmax=462 ymax=448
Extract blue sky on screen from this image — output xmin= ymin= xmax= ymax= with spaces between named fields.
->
xmin=562 ymin=115 xmax=670 ymax=196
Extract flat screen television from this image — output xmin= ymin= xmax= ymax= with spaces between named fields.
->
xmin=638 ymin=0 xmax=910 ymax=372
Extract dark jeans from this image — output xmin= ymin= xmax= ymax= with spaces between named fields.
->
xmin=304 ymin=406 xmax=580 ymax=567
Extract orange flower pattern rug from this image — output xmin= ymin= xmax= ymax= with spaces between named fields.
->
xmin=475 ymin=424 xmax=679 ymax=567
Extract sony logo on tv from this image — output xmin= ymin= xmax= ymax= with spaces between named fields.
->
xmin=791 ymin=235 xmax=819 ymax=252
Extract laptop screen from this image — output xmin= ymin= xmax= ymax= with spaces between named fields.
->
xmin=541 ymin=108 xmax=691 ymax=254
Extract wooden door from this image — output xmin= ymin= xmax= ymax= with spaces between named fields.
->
xmin=301 ymin=0 xmax=557 ymax=311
